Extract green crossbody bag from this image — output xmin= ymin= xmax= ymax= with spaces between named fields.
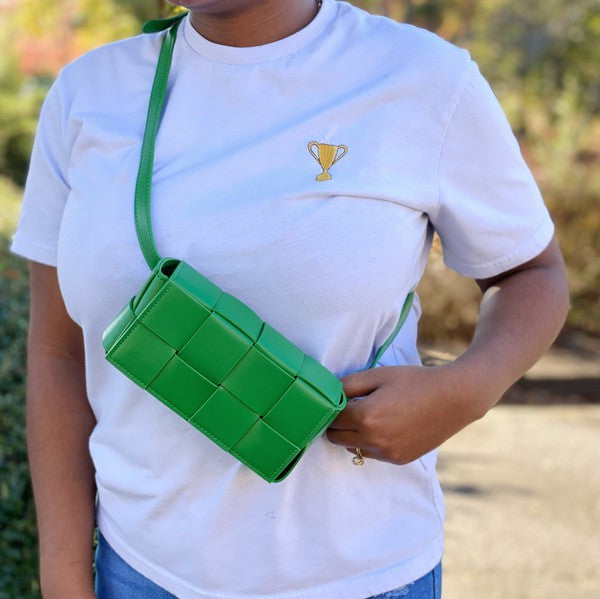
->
xmin=101 ymin=14 xmax=414 ymax=483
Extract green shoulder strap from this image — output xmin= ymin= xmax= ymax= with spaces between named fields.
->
xmin=134 ymin=15 xmax=414 ymax=367
xmin=368 ymin=290 xmax=414 ymax=368
xmin=142 ymin=12 xmax=188 ymax=34
xmin=134 ymin=13 xmax=186 ymax=270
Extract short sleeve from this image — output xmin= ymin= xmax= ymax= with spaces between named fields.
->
xmin=429 ymin=60 xmax=555 ymax=279
xmin=9 ymin=78 xmax=70 ymax=267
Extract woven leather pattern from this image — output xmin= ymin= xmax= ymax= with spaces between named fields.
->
xmin=102 ymin=258 xmax=346 ymax=483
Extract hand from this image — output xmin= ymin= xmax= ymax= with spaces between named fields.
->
xmin=326 ymin=364 xmax=486 ymax=465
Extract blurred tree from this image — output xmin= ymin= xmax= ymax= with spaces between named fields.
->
xmin=11 ymin=0 xmax=138 ymax=76
xmin=470 ymin=0 xmax=600 ymax=115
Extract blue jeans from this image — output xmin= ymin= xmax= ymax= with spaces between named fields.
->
xmin=94 ymin=531 xmax=442 ymax=598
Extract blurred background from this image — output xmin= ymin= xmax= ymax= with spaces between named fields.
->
xmin=0 ymin=1 xmax=598 ymax=597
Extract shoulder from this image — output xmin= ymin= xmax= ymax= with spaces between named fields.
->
xmin=52 ymin=30 xmax=164 ymax=108
xmin=333 ymin=1 xmax=473 ymax=98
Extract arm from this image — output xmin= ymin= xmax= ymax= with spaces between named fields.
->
xmin=326 ymin=237 xmax=570 ymax=464
xmin=27 ymin=261 xmax=97 ymax=598
xmin=453 ymin=236 xmax=570 ymax=412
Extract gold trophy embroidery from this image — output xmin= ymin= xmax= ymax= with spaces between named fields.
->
xmin=308 ymin=141 xmax=348 ymax=181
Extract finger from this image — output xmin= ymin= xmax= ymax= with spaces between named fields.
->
xmin=339 ymin=368 xmax=386 ymax=399
xmin=325 ymin=427 xmax=361 ymax=447
xmin=327 ymin=399 xmax=363 ymax=430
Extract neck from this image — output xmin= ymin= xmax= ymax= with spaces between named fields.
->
xmin=188 ymin=0 xmax=321 ymax=47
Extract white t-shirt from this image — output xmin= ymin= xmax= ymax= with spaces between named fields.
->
xmin=10 ymin=1 xmax=555 ymax=597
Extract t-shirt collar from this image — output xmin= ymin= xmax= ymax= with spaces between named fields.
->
xmin=182 ymin=0 xmax=338 ymax=64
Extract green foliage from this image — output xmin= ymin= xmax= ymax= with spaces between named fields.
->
xmin=12 ymin=0 xmax=139 ymax=51
xmin=0 ymin=230 xmax=37 ymax=597
xmin=469 ymin=0 xmax=600 ymax=116
xmin=0 ymin=38 xmax=47 ymax=185
xmin=0 ymin=87 xmax=47 ymax=186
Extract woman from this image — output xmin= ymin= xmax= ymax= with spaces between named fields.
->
xmin=10 ymin=0 xmax=569 ymax=597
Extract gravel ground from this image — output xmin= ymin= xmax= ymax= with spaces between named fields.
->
xmin=437 ymin=404 xmax=600 ymax=598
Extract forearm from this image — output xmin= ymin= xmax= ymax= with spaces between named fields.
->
xmin=451 ymin=247 xmax=570 ymax=417
xmin=27 ymin=350 xmax=97 ymax=598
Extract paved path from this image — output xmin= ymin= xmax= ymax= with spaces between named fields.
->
xmin=437 ymin=404 xmax=600 ymax=598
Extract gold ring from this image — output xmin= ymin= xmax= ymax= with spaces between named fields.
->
xmin=352 ymin=448 xmax=365 ymax=466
